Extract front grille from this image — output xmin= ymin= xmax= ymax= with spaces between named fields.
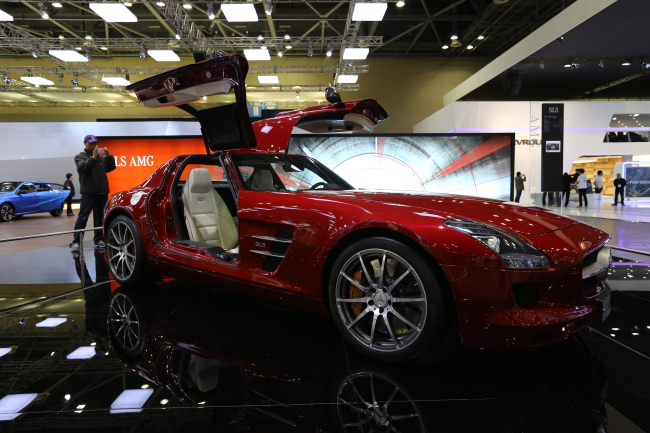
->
xmin=512 ymin=283 xmax=539 ymax=308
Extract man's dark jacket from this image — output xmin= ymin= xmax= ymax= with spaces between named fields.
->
xmin=63 ymin=179 xmax=75 ymax=198
xmin=74 ymin=150 xmax=116 ymax=195
xmin=614 ymin=178 xmax=627 ymax=189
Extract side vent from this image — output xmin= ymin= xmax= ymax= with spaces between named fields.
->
xmin=252 ymin=231 xmax=294 ymax=273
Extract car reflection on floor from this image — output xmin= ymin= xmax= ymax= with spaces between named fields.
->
xmin=106 ymin=280 xmax=608 ymax=433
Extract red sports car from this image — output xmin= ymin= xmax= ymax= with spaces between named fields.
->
xmin=104 ymin=53 xmax=612 ymax=362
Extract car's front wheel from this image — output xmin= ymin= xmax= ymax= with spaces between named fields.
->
xmin=106 ymin=215 xmax=148 ymax=286
xmin=50 ymin=205 xmax=63 ymax=217
xmin=328 ymin=237 xmax=447 ymax=362
xmin=0 ymin=203 xmax=15 ymax=222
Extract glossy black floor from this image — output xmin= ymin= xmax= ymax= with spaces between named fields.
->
xmin=0 ymin=226 xmax=649 ymax=432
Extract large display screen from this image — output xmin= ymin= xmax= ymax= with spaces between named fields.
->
xmin=287 ymin=134 xmax=514 ymax=201
xmin=625 ymin=166 xmax=650 ymax=198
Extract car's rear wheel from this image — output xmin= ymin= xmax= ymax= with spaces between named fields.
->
xmin=50 ymin=205 xmax=63 ymax=217
xmin=328 ymin=237 xmax=447 ymax=362
xmin=0 ymin=203 xmax=15 ymax=222
xmin=106 ymin=215 xmax=148 ymax=286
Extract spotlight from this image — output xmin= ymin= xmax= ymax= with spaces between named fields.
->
xmin=598 ymin=59 xmax=604 ymax=68
xmin=477 ymin=35 xmax=485 ymax=40
xmin=207 ymin=2 xmax=214 ymax=19
xmin=264 ymin=0 xmax=272 ymax=15
xmin=32 ymin=46 xmax=40 ymax=58
xmin=140 ymin=45 xmax=146 ymax=57
xmin=295 ymin=90 xmax=300 ymax=99
xmin=277 ymin=44 xmax=283 ymax=57
xmin=175 ymin=32 xmax=181 ymax=40
xmin=59 ymin=34 xmax=65 ymax=40
xmin=85 ymin=48 xmax=92 ymax=60
xmin=570 ymin=62 xmax=579 ymax=71
xmin=308 ymin=42 xmax=313 ymax=57
xmin=538 ymin=60 xmax=544 ymax=69
xmin=71 ymin=73 xmax=79 ymax=86
xmin=182 ymin=1 xmax=192 ymax=9
xmin=622 ymin=60 xmax=631 ymax=66
xmin=5 ymin=77 xmax=11 ymax=85
xmin=58 ymin=73 xmax=63 ymax=84
xmin=556 ymin=36 xmax=564 ymax=45
xmin=326 ymin=43 xmax=332 ymax=57
xmin=257 ymin=35 xmax=264 ymax=40
xmin=642 ymin=61 xmax=650 ymax=71
xmin=39 ymin=3 xmax=49 ymax=19
xmin=284 ymin=34 xmax=290 ymax=40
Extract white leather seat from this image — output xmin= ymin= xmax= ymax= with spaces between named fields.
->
xmin=182 ymin=168 xmax=238 ymax=251
xmin=250 ymin=169 xmax=277 ymax=191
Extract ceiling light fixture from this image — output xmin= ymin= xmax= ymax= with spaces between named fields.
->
xmin=52 ymin=2 xmax=63 ymax=7
xmin=442 ymin=44 xmax=449 ymax=50
xmin=156 ymin=1 xmax=165 ymax=6
xmin=38 ymin=3 xmax=49 ymax=19
xmin=207 ymin=2 xmax=215 ymax=19
xmin=221 ymin=3 xmax=258 ymax=22
xmin=538 ymin=60 xmax=544 ymax=69
xmin=598 ymin=59 xmax=604 ymax=68
xmin=263 ymin=0 xmax=272 ymax=15
xmin=570 ymin=62 xmax=579 ymax=71
xmin=258 ymin=75 xmax=279 ymax=84
xmin=58 ymin=73 xmax=63 ymax=84
xmin=89 ymin=3 xmax=137 ymax=22
xmin=148 ymin=50 xmax=180 ymax=61
xmin=308 ymin=42 xmax=313 ymax=57
xmin=477 ymin=35 xmax=485 ymax=40
xmin=32 ymin=46 xmax=40 ymax=58
xmin=21 ymin=76 xmax=54 ymax=86
xmin=285 ymin=44 xmax=292 ymax=50
xmin=85 ymin=48 xmax=92 ymax=60
xmin=467 ymin=45 xmax=474 ymax=49
xmin=277 ymin=44 xmax=284 ymax=57
xmin=295 ymin=90 xmax=300 ymax=99
xmin=124 ymin=1 xmax=133 ymax=7
xmin=343 ymin=47 xmax=369 ymax=60
xmin=622 ymin=60 xmax=631 ymax=66
xmin=642 ymin=61 xmax=650 ymax=71
xmin=257 ymin=35 xmax=264 ymax=40
xmin=352 ymin=2 xmax=388 ymax=21
xmin=100 ymin=46 xmax=107 ymax=51
xmin=0 ymin=8 xmax=14 ymax=21
xmin=49 ymin=49 xmax=88 ymax=62
xmin=243 ymin=48 xmax=271 ymax=61
xmin=450 ymin=34 xmax=458 ymax=40
xmin=139 ymin=44 xmax=146 ymax=57
xmin=284 ymin=34 xmax=290 ymax=40
xmin=338 ymin=74 xmax=358 ymax=84
xmin=71 ymin=73 xmax=79 ymax=86
xmin=102 ymin=77 xmax=131 ymax=85
xmin=396 ymin=0 xmax=405 ymax=7
xmin=183 ymin=1 xmax=192 ymax=9
xmin=326 ymin=43 xmax=332 ymax=57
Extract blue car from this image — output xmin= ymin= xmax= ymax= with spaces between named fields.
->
xmin=0 ymin=181 xmax=71 ymax=222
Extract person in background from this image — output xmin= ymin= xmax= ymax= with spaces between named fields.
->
xmin=577 ymin=168 xmax=588 ymax=207
xmin=514 ymin=171 xmax=526 ymax=203
xmin=63 ymin=172 xmax=75 ymax=216
xmin=612 ymin=173 xmax=627 ymax=206
xmin=593 ymin=170 xmax=603 ymax=200
xmin=562 ymin=172 xmax=573 ymax=207
xmin=69 ymin=135 xmax=116 ymax=252
xmin=542 ymin=191 xmax=554 ymax=206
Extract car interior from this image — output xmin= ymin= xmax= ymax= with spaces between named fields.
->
xmin=171 ymin=155 xmax=239 ymax=263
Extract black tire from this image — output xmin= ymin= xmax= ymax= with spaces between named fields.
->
xmin=108 ymin=289 xmax=148 ymax=359
xmin=50 ymin=205 xmax=63 ymax=217
xmin=106 ymin=215 xmax=149 ymax=286
xmin=328 ymin=237 xmax=447 ymax=362
xmin=0 ymin=203 xmax=15 ymax=222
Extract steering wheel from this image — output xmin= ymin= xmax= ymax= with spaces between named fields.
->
xmin=310 ymin=182 xmax=328 ymax=190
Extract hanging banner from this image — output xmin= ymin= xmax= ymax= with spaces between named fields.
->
xmin=541 ymin=103 xmax=564 ymax=191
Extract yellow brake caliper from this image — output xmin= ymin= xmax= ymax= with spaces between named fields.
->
xmin=350 ymin=269 xmax=365 ymax=317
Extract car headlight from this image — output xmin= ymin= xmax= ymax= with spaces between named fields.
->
xmin=444 ymin=219 xmax=550 ymax=270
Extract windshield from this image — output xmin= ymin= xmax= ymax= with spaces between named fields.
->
xmin=231 ymin=154 xmax=353 ymax=191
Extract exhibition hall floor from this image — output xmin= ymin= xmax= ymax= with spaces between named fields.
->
xmin=0 ymin=201 xmax=649 ymax=432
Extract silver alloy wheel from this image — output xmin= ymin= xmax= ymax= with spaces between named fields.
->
xmin=109 ymin=293 xmax=141 ymax=352
xmin=337 ymin=372 xmax=424 ymax=432
xmin=0 ymin=203 xmax=15 ymax=221
xmin=335 ymin=248 xmax=427 ymax=353
xmin=107 ymin=220 xmax=137 ymax=281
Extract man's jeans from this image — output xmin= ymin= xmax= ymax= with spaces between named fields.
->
xmin=73 ymin=194 xmax=108 ymax=245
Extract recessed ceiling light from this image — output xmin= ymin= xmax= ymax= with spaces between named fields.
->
xmin=102 ymin=77 xmax=131 ymax=85
xmin=0 ymin=9 xmax=14 ymax=21
xmin=467 ymin=45 xmax=474 ymax=49
xmin=89 ymin=3 xmax=137 ymax=22
xmin=148 ymin=50 xmax=180 ymax=61
xmin=258 ymin=75 xmax=279 ymax=84
xmin=338 ymin=74 xmax=359 ymax=83
xmin=352 ymin=2 xmax=387 ymax=21
xmin=396 ymin=0 xmax=405 ymax=7
xmin=477 ymin=35 xmax=485 ymax=40
xmin=221 ymin=3 xmax=258 ymax=22
xmin=49 ymin=50 xmax=88 ymax=62
xmin=244 ymin=48 xmax=271 ymax=61
xmin=343 ymin=47 xmax=369 ymax=60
